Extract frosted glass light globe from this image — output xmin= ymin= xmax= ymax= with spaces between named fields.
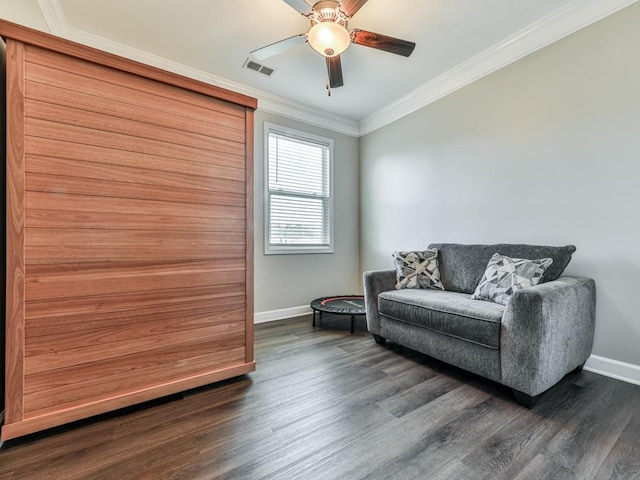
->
xmin=307 ymin=22 xmax=351 ymax=57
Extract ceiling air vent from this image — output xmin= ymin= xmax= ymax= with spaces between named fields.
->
xmin=243 ymin=58 xmax=275 ymax=77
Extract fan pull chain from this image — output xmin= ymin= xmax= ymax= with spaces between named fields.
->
xmin=326 ymin=82 xmax=331 ymax=96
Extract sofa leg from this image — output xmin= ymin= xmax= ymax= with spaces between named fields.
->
xmin=372 ymin=334 xmax=387 ymax=346
xmin=512 ymin=389 xmax=542 ymax=409
xmin=573 ymin=361 xmax=586 ymax=374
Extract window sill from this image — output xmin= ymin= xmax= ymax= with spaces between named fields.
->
xmin=265 ymin=246 xmax=334 ymax=255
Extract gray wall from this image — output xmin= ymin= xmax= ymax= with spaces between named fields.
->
xmin=254 ymin=111 xmax=360 ymax=313
xmin=360 ymin=3 xmax=640 ymax=366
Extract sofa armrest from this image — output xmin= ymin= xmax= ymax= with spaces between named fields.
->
xmin=500 ymin=276 xmax=596 ymax=396
xmin=363 ymin=270 xmax=397 ymax=335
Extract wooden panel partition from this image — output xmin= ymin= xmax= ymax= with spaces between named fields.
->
xmin=1 ymin=20 xmax=256 ymax=440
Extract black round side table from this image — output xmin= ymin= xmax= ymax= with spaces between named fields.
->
xmin=310 ymin=295 xmax=366 ymax=334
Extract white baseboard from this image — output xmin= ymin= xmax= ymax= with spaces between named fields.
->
xmin=585 ymin=354 xmax=640 ymax=387
xmin=254 ymin=305 xmax=312 ymax=324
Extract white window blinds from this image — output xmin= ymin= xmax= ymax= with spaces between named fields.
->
xmin=265 ymin=124 xmax=333 ymax=254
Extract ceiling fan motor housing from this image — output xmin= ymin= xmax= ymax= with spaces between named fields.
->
xmin=311 ymin=0 xmax=349 ymax=25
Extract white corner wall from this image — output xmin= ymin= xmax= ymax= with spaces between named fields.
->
xmin=359 ymin=3 xmax=640 ymax=369
xmin=254 ymin=110 xmax=360 ymax=319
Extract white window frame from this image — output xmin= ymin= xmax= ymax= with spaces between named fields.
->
xmin=264 ymin=123 xmax=334 ymax=255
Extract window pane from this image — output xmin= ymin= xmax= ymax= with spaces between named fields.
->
xmin=268 ymin=133 xmax=328 ymax=197
xmin=269 ymin=194 xmax=329 ymax=246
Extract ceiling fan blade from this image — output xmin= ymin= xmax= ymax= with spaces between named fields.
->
xmin=250 ymin=34 xmax=307 ymax=61
xmin=326 ymin=55 xmax=344 ymax=88
xmin=282 ymin=0 xmax=313 ymax=15
xmin=339 ymin=0 xmax=369 ymax=17
xmin=351 ymin=29 xmax=416 ymax=57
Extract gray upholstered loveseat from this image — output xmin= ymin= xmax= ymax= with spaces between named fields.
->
xmin=363 ymin=243 xmax=596 ymax=407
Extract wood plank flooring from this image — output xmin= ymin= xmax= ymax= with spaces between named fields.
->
xmin=1 ymin=315 xmax=639 ymax=479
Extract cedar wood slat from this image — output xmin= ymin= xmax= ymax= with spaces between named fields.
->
xmin=26 ymin=192 xmax=245 ymax=219
xmin=25 ymin=244 xmax=246 ymax=265
xmin=25 ymin=97 xmax=246 ymax=151
xmin=25 ymin=259 xmax=246 ymax=301
xmin=24 ymin=341 xmax=246 ymax=395
xmin=25 ymin=79 xmax=246 ymax=144
xmin=26 ymin=137 xmax=245 ymax=182
xmin=24 ymin=322 xmax=246 ymax=376
xmin=25 ymin=118 xmax=244 ymax=165
xmin=26 ymin=229 xmax=245 ymax=246
xmin=25 ymin=284 xmax=245 ymax=323
xmin=25 ymin=174 xmax=246 ymax=208
xmin=26 ymin=209 xmax=246 ymax=232
xmin=24 ymin=44 xmax=249 ymax=119
xmin=26 ymin=304 xmax=246 ymax=339
xmin=26 ymin=155 xmax=245 ymax=194
xmin=25 ymin=309 xmax=246 ymax=357
xmin=24 ymin=346 xmax=247 ymax=413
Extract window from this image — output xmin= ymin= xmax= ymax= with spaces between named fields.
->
xmin=265 ymin=123 xmax=334 ymax=254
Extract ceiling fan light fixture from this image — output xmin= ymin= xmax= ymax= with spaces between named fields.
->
xmin=307 ymin=22 xmax=351 ymax=57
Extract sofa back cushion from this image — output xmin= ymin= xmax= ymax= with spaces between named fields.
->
xmin=427 ymin=243 xmax=576 ymax=294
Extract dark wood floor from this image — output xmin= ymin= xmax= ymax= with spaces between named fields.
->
xmin=1 ymin=315 xmax=639 ymax=479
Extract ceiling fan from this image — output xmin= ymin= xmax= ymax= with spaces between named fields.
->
xmin=250 ymin=0 xmax=416 ymax=91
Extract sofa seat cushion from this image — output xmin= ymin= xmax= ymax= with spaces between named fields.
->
xmin=378 ymin=289 xmax=504 ymax=349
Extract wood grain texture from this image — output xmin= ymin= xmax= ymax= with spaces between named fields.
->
xmin=25 ymin=117 xmax=244 ymax=164
xmin=24 ymin=340 xmax=245 ymax=396
xmin=1 ymin=318 xmax=638 ymax=479
xmin=26 ymin=155 xmax=245 ymax=194
xmin=2 ymin=20 xmax=255 ymax=441
xmin=26 ymin=137 xmax=245 ymax=181
xmin=25 ymin=192 xmax=245 ymax=219
xmin=24 ymin=322 xmax=245 ymax=376
xmin=351 ymin=29 xmax=416 ymax=57
xmin=24 ymin=259 xmax=245 ymax=301
xmin=26 ymin=209 xmax=246 ymax=232
xmin=24 ymin=44 xmax=249 ymax=119
xmin=26 ymin=301 xmax=246 ymax=338
xmin=24 ymin=340 xmax=246 ymax=413
xmin=25 ymin=80 xmax=246 ymax=143
xmin=4 ymin=39 xmax=26 ymax=425
xmin=40 ymin=284 xmax=243 ymax=322
xmin=25 ymin=174 xmax=245 ymax=208
xmin=24 ymin=60 xmax=245 ymax=131
xmin=24 ymin=99 xmax=246 ymax=153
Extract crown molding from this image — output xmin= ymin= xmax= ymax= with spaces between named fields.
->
xmin=358 ymin=0 xmax=640 ymax=136
xmin=36 ymin=0 xmax=359 ymax=137
xmin=38 ymin=0 xmax=638 ymax=138
xmin=37 ymin=0 xmax=67 ymax=35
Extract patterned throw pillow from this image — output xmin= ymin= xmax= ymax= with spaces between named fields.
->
xmin=471 ymin=253 xmax=553 ymax=306
xmin=393 ymin=249 xmax=445 ymax=290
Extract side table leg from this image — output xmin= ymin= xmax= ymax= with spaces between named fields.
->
xmin=312 ymin=310 xmax=316 ymax=327
xmin=350 ymin=315 xmax=355 ymax=334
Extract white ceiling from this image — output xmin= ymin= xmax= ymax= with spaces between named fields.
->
xmin=5 ymin=0 xmax=638 ymax=135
